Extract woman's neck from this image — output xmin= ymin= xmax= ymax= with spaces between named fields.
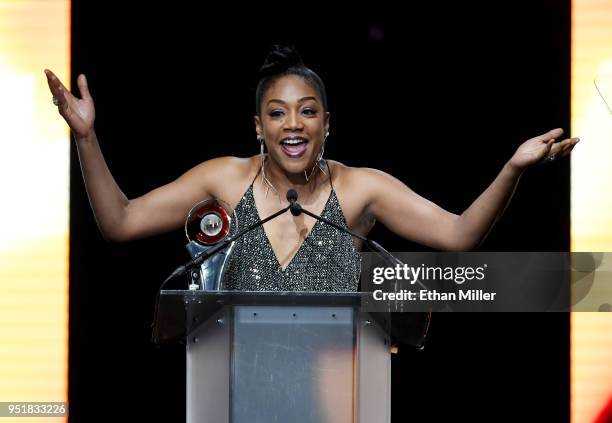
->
xmin=263 ymin=156 xmax=328 ymax=203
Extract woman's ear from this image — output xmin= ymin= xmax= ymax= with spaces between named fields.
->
xmin=324 ymin=112 xmax=331 ymax=136
xmin=254 ymin=115 xmax=263 ymax=138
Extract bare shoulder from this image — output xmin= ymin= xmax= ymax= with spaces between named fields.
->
xmin=326 ymin=160 xmax=392 ymax=230
xmin=328 ymin=160 xmax=407 ymax=216
xmin=327 ymin=160 xmax=391 ymax=192
xmin=188 ymin=155 xmax=254 ymax=180
xmin=186 ymin=155 xmax=259 ymax=205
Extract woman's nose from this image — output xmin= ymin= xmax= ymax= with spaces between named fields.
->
xmin=283 ymin=110 xmax=304 ymax=130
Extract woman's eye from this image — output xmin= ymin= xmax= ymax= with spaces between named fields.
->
xmin=302 ymin=108 xmax=316 ymax=116
xmin=269 ymin=110 xmax=284 ymax=118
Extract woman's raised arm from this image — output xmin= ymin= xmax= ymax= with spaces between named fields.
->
xmin=354 ymin=128 xmax=579 ymax=251
xmin=44 ymin=69 xmax=239 ymax=242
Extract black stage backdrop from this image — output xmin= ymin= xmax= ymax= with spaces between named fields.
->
xmin=69 ymin=2 xmax=570 ymax=422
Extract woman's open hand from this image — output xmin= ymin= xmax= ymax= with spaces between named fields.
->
xmin=509 ymin=128 xmax=580 ymax=171
xmin=44 ymin=69 xmax=95 ymax=139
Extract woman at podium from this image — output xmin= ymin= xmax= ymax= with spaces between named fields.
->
xmin=44 ymin=45 xmax=579 ymax=291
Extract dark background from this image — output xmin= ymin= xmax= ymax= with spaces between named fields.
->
xmin=69 ymin=2 xmax=570 ymax=421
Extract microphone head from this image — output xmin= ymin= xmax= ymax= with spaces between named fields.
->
xmin=287 ymin=189 xmax=298 ymax=203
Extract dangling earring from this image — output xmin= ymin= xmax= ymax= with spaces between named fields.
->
xmin=258 ymin=135 xmax=279 ymax=199
xmin=304 ymin=132 xmax=329 ymax=182
xmin=318 ymin=134 xmax=328 ymax=175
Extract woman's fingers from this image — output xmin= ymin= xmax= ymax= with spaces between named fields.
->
xmin=558 ymin=138 xmax=580 ymax=158
xmin=548 ymin=137 xmax=580 ymax=159
xmin=534 ymin=128 xmax=564 ymax=143
xmin=44 ymin=69 xmax=73 ymax=105
xmin=76 ymin=74 xmax=91 ymax=100
xmin=540 ymin=137 xmax=556 ymax=158
xmin=44 ymin=69 xmax=64 ymax=95
xmin=44 ymin=69 xmax=60 ymax=98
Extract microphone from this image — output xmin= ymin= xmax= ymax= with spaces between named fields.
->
xmin=287 ymin=189 xmax=298 ymax=203
xmin=287 ymin=189 xmax=302 ymax=216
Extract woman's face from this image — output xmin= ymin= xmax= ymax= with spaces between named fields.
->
xmin=255 ymin=74 xmax=329 ymax=176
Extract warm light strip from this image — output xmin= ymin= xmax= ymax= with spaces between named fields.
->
xmin=0 ymin=1 xmax=70 ymax=422
xmin=571 ymin=0 xmax=612 ymax=422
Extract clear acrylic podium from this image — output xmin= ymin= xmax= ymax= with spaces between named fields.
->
xmin=153 ymin=290 xmax=428 ymax=423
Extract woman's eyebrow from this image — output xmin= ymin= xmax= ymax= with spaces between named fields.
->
xmin=266 ymin=96 xmax=319 ymax=105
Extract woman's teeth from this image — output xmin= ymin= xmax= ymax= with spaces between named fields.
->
xmin=281 ymin=139 xmax=308 ymax=157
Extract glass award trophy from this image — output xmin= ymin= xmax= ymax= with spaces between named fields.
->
xmin=184 ymin=198 xmax=238 ymax=291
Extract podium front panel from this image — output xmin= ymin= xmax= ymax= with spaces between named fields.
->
xmin=231 ymin=306 xmax=355 ymax=423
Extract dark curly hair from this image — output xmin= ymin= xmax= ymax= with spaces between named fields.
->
xmin=255 ymin=44 xmax=328 ymax=116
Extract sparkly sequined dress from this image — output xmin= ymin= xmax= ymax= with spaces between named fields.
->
xmin=222 ymin=164 xmax=361 ymax=292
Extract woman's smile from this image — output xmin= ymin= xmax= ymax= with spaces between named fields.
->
xmin=280 ymin=135 xmax=309 ymax=158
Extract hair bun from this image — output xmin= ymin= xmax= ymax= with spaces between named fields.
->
xmin=259 ymin=44 xmax=304 ymax=77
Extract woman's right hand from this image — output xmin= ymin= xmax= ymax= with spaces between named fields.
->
xmin=44 ymin=69 xmax=95 ymax=139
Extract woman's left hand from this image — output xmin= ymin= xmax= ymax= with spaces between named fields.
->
xmin=509 ymin=128 xmax=580 ymax=171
